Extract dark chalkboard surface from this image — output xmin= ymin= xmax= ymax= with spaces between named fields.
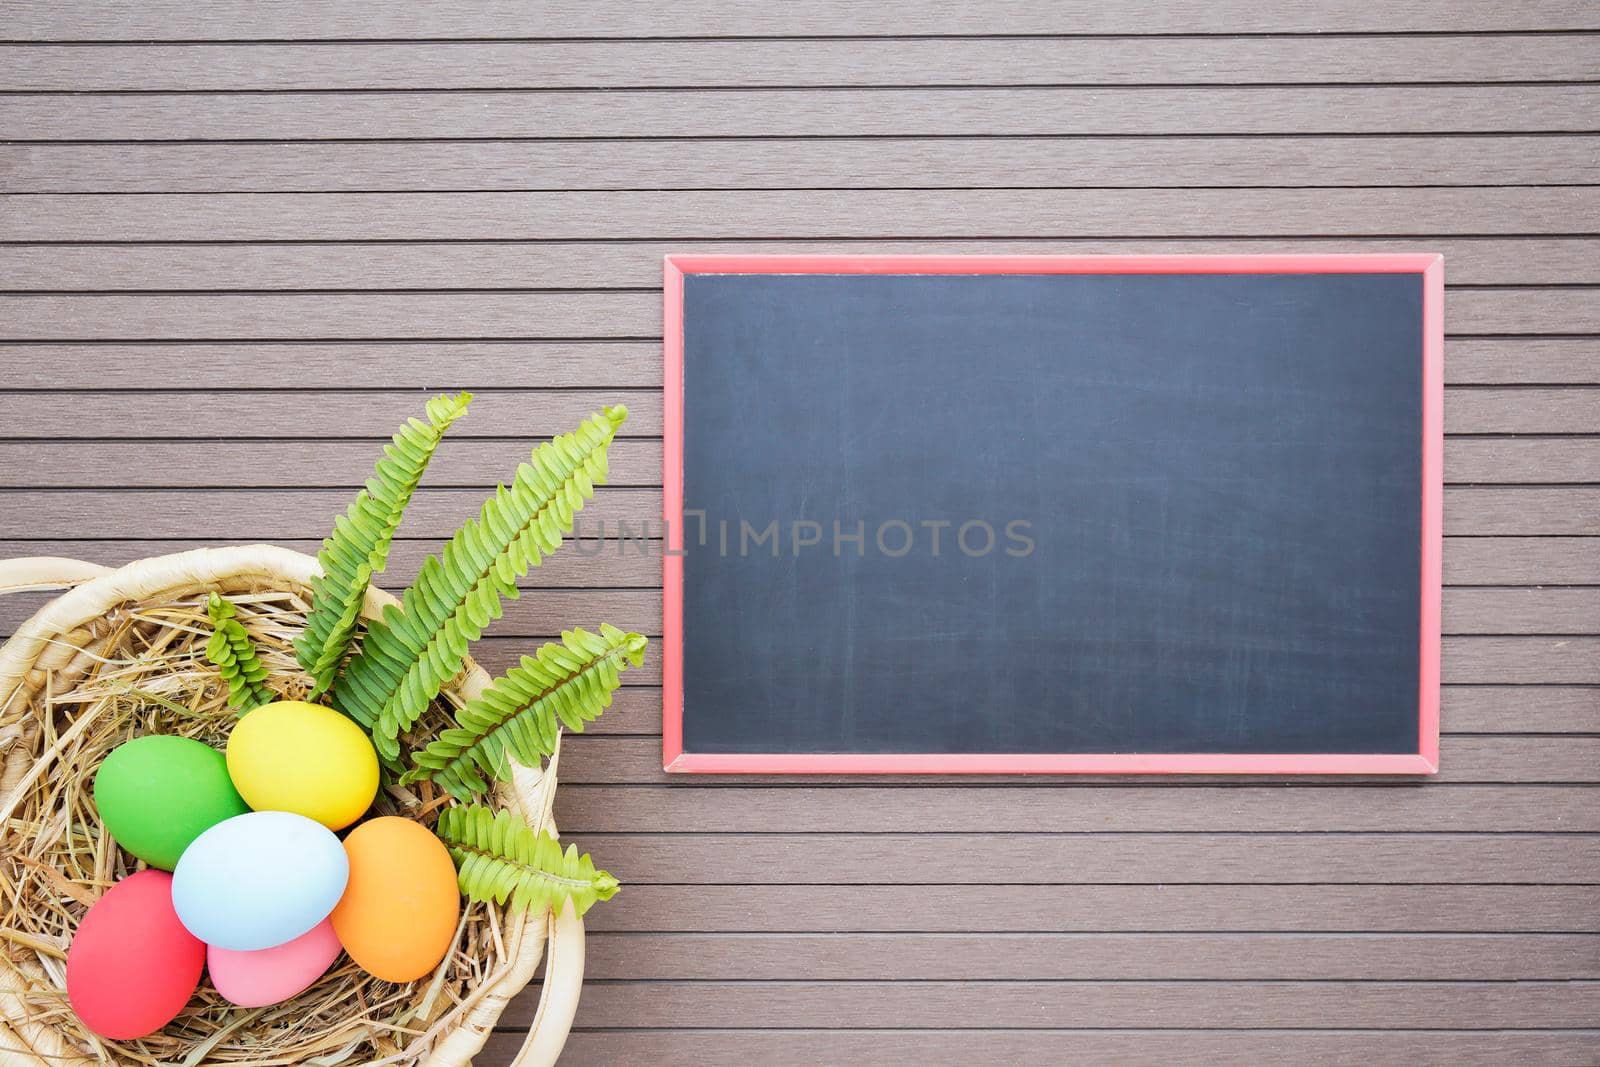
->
xmin=662 ymin=255 xmax=1442 ymax=774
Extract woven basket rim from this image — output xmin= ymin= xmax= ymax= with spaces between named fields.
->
xmin=0 ymin=545 xmax=583 ymax=1067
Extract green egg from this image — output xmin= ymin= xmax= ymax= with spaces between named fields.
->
xmin=92 ymin=735 xmax=249 ymax=871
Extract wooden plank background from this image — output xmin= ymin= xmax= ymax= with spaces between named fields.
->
xmin=3 ymin=3 xmax=1598 ymax=1064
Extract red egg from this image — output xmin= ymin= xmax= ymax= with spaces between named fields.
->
xmin=66 ymin=869 xmax=205 ymax=1040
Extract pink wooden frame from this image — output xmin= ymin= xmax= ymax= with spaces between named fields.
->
xmin=662 ymin=254 xmax=1444 ymax=775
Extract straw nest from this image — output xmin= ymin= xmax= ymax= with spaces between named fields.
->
xmin=0 ymin=565 xmax=560 ymax=1066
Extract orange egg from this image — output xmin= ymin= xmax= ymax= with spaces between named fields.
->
xmin=329 ymin=817 xmax=460 ymax=983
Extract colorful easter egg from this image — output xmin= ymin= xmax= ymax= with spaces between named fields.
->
xmin=92 ymin=735 xmax=249 ymax=870
xmin=207 ymin=919 xmax=343 ymax=1008
xmin=330 ymin=816 xmax=461 ymax=983
xmin=226 ymin=701 xmax=379 ymax=831
xmin=172 ymin=810 xmax=348 ymax=951
xmin=66 ymin=870 xmax=205 ymax=1040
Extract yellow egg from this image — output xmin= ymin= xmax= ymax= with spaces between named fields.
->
xmin=226 ymin=701 xmax=378 ymax=831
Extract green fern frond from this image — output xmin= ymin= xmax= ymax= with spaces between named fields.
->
xmin=296 ymin=391 xmax=471 ymax=696
xmin=435 ymin=803 xmax=619 ymax=917
xmin=404 ymin=625 xmax=648 ymax=801
xmin=205 ymin=593 xmax=274 ymax=712
xmin=333 ymin=405 xmax=629 ymax=759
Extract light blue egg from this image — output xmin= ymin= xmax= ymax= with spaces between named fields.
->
xmin=171 ymin=811 xmax=349 ymax=952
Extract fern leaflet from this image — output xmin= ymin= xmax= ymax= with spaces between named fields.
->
xmin=296 ymin=391 xmax=471 ymax=697
xmin=333 ymin=405 xmax=628 ymax=759
xmin=404 ymin=624 xmax=648 ymax=801
xmin=204 ymin=593 xmax=274 ymax=712
xmin=435 ymin=803 xmax=619 ymax=917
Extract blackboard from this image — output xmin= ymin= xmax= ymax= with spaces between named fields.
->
xmin=662 ymin=255 xmax=1443 ymax=774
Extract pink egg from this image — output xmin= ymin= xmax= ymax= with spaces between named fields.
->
xmin=206 ymin=919 xmax=342 ymax=1008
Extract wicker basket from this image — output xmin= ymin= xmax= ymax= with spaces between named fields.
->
xmin=0 ymin=546 xmax=585 ymax=1066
